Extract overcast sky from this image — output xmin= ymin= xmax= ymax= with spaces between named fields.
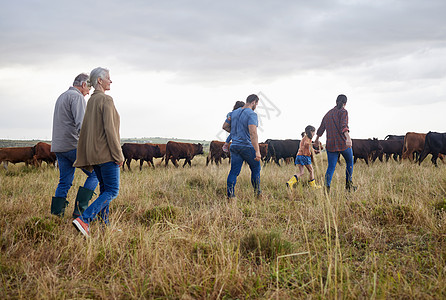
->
xmin=1 ymin=0 xmax=445 ymax=143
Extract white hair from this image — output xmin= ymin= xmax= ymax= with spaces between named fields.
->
xmin=72 ymin=73 xmax=89 ymax=87
xmin=89 ymin=67 xmax=109 ymax=88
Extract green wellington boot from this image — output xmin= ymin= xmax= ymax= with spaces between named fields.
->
xmin=51 ymin=197 xmax=69 ymax=217
xmin=72 ymin=186 xmax=95 ymax=219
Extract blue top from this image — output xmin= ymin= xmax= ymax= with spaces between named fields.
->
xmin=226 ymin=107 xmax=258 ymax=147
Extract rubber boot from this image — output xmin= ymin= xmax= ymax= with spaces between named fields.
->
xmin=51 ymin=197 xmax=69 ymax=217
xmin=286 ymin=175 xmax=298 ymax=189
xmin=346 ymin=180 xmax=357 ymax=192
xmin=73 ymin=186 xmax=95 ymax=219
xmin=308 ymin=179 xmax=322 ymax=189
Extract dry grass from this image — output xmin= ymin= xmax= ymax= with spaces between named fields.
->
xmin=1 ymin=155 xmax=446 ymax=299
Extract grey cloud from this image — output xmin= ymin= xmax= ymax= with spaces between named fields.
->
xmin=1 ymin=0 xmax=446 ymax=82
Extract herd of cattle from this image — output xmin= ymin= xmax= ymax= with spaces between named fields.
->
xmin=207 ymin=131 xmax=446 ymax=167
xmin=1 ymin=132 xmax=446 ymax=170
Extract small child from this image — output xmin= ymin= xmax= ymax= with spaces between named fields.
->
xmin=286 ymin=125 xmax=322 ymax=189
xmin=222 ymin=100 xmax=245 ymax=152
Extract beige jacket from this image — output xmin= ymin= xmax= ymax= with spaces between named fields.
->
xmin=74 ymin=89 xmax=124 ymax=171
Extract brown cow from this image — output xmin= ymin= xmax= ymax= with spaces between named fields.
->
xmin=0 ymin=147 xmax=35 ymax=170
xmin=33 ymin=142 xmax=57 ymax=167
xmin=146 ymin=143 xmax=166 ymax=167
xmin=165 ymin=141 xmax=204 ymax=167
xmin=121 ymin=143 xmax=161 ymax=171
xmin=206 ymin=140 xmax=229 ymax=166
xmin=402 ymin=132 xmax=426 ymax=162
xmin=259 ymin=143 xmax=268 ymax=161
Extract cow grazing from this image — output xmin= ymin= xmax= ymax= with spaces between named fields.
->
xmin=206 ymin=140 xmax=229 ymax=166
xmin=0 ymin=147 xmax=35 ymax=170
xmin=165 ymin=141 xmax=204 ymax=167
xmin=419 ymin=132 xmax=446 ymax=166
xmin=121 ymin=143 xmax=161 ymax=171
xmin=352 ymin=138 xmax=383 ymax=165
xmin=372 ymin=139 xmax=404 ymax=162
xmin=33 ymin=142 xmax=56 ymax=167
xmin=264 ymin=139 xmax=300 ymax=166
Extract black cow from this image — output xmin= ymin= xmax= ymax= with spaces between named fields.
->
xmin=418 ymin=132 xmax=446 ymax=167
xmin=384 ymin=135 xmax=405 ymax=141
xmin=352 ymin=138 xmax=383 ymax=165
xmin=372 ymin=139 xmax=404 ymax=162
xmin=264 ymin=139 xmax=300 ymax=166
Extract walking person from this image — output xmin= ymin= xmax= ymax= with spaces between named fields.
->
xmin=51 ymin=73 xmax=99 ymax=218
xmin=314 ymin=94 xmax=356 ymax=192
xmin=286 ymin=125 xmax=322 ymax=189
xmin=223 ymin=94 xmax=261 ymax=198
xmin=72 ymin=67 xmax=124 ymax=237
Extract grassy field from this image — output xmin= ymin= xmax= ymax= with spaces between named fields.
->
xmin=1 ymin=154 xmax=446 ymax=299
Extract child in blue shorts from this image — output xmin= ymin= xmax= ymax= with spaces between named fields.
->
xmin=286 ymin=125 xmax=322 ymax=189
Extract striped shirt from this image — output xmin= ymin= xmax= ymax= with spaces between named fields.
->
xmin=316 ymin=106 xmax=350 ymax=152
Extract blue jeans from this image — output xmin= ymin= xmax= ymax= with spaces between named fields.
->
xmin=81 ymin=161 xmax=120 ymax=225
xmin=227 ymin=145 xmax=261 ymax=197
xmin=55 ymin=149 xmax=98 ymax=198
xmin=325 ymin=148 xmax=354 ymax=188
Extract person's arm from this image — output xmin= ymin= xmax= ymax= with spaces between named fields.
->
xmin=103 ymin=98 xmax=124 ymax=166
xmin=314 ymin=135 xmax=321 ymax=150
xmin=341 ymin=110 xmax=352 ymax=148
xmin=72 ymin=96 xmax=86 ymax=134
xmin=314 ymin=116 xmax=326 ymax=150
xmin=344 ymin=131 xmax=352 ymax=148
xmin=249 ymin=124 xmax=261 ymax=161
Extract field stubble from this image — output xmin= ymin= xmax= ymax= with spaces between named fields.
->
xmin=1 ymin=155 xmax=446 ymax=299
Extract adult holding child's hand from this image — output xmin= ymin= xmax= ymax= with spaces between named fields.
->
xmin=314 ymin=94 xmax=355 ymax=193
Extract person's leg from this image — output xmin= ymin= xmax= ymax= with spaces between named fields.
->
xmin=80 ymin=168 xmax=99 ymax=191
xmin=73 ymin=156 xmax=100 ymax=218
xmin=241 ymin=147 xmax=261 ymax=196
xmin=325 ymin=151 xmax=340 ymax=189
xmin=54 ymin=150 xmax=76 ymax=198
xmin=306 ymin=163 xmax=321 ymax=189
xmin=98 ymin=205 xmax=110 ymax=225
xmin=227 ymin=146 xmax=244 ymax=198
xmin=297 ymin=165 xmax=306 ymax=178
xmin=52 ymin=150 xmax=76 ymax=216
xmin=340 ymin=147 xmax=355 ymax=190
xmin=80 ymin=162 xmax=120 ymax=225
xmin=305 ymin=164 xmax=314 ymax=180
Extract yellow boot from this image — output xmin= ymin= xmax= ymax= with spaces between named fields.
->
xmin=286 ymin=175 xmax=298 ymax=189
xmin=308 ymin=179 xmax=322 ymax=189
